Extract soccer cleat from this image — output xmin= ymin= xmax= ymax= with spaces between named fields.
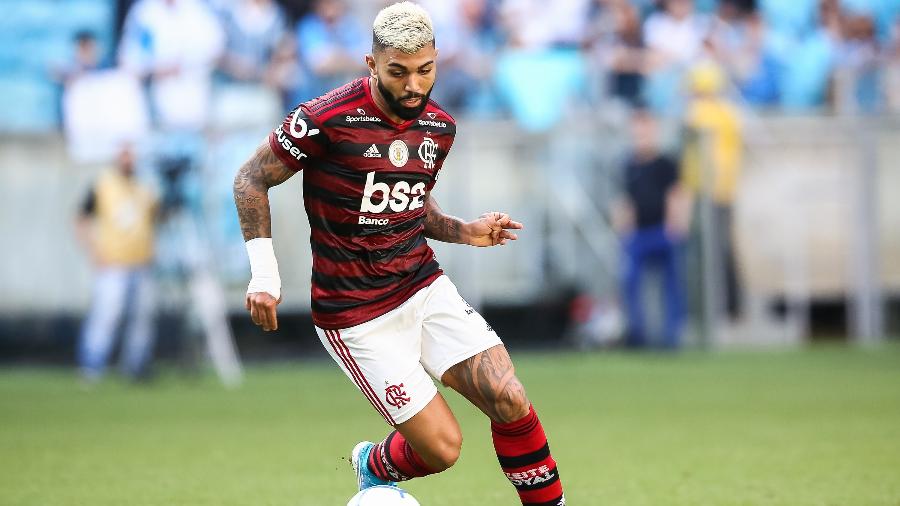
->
xmin=350 ymin=441 xmax=396 ymax=491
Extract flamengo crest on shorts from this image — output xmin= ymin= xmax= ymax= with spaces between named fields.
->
xmin=384 ymin=384 xmax=411 ymax=408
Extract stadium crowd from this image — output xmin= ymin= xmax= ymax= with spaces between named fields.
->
xmin=2 ymin=0 xmax=898 ymax=138
xmin=100 ymin=0 xmax=900 ymax=121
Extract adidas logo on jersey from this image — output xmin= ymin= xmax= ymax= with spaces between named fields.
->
xmin=363 ymin=144 xmax=381 ymax=158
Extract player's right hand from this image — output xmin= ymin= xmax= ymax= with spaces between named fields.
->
xmin=245 ymin=292 xmax=281 ymax=332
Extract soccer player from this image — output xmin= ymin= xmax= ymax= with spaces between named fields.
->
xmin=233 ymin=3 xmax=565 ymax=505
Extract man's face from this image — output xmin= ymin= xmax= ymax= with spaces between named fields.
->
xmin=76 ymin=38 xmax=99 ymax=68
xmin=367 ymin=44 xmax=438 ymax=121
xmin=117 ymin=146 xmax=136 ymax=176
xmin=667 ymin=0 xmax=693 ymax=19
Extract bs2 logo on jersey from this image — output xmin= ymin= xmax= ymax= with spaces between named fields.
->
xmin=359 ymin=172 xmax=426 ymax=214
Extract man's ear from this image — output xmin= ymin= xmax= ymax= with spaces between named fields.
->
xmin=365 ymin=54 xmax=377 ymax=78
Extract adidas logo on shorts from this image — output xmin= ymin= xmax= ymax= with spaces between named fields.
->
xmin=363 ymin=144 xmax=381 ymax=158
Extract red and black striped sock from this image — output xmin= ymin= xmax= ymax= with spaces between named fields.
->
xmin=491 ymin=405 xmax=565 ymax=506
xmin=367 ymin=430 xmax=437 ymax=482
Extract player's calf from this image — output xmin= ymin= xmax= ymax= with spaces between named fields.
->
xmin=364 ymin=430 xmax=443 ymax=483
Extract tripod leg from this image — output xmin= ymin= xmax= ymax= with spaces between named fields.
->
xmin=190 ymin=268 xmax=243 ymax=387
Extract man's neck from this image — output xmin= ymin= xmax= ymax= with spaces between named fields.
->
xmin=634 ymin=149 xmax=659 ymax=163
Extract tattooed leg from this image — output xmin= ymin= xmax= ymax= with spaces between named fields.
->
xmin=441 ymin=344 xmax=529 ymax=423
xmin=444 ymin=345 xmax=567 ymax=506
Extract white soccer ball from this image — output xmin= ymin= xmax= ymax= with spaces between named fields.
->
xmin=346 ymin=485 xmax=421 ymax=506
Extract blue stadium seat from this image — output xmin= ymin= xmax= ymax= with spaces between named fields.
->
xmin=0 ymin=75 xmax=60 ymax=132
xmin=0 ymin=0 xmax=115 ymax=132
xmin=494 ymin=49 xmax=587 ymax=133
xmin=759 ymin=0 xmax=817 ymax=35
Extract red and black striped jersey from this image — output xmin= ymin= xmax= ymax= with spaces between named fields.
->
xmin=268 ymin=77 xmax=456 ymax=329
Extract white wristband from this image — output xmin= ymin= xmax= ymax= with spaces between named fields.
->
xmin=245 ymin=238 xmax=281 ymax=300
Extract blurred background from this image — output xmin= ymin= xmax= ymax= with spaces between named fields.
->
xmin=0 ymin=0 xmax=898 ymax=376
xmin=2 ymin=1 xmax=899 ymax=505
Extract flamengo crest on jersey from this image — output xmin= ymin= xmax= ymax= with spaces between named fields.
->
xmin=266 ymin=78 xmax=457 ymax=329
xmin=418 ymin=137 xmax=437 ymax=170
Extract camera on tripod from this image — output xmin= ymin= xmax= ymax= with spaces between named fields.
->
xmin=157 ymin=154 xmax=194 ymax=214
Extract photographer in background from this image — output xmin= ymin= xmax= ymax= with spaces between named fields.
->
xmin=76 ymin=144 xmax=160 ymax=384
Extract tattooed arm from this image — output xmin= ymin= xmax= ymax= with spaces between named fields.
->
xmin=233 ymin=142 xmax=296 ymax=240
xmin=423 ymin=193 xmax=465 ymax=244
xmin=234 ymin=141 xmax=296 ymax=332
xmin=423 ymin=192 xmax=524 ymax=247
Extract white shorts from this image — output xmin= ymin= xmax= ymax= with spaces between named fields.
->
xmin=316 ymin=275 xmax=503 ymax=426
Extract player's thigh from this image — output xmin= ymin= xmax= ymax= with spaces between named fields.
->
xmin=419 ymin=275 xmax=503 ymax=382
xmin=315 ymin=309 xmax=436 ymax=427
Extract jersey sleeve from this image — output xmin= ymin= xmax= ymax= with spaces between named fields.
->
xmin=267 ymin=105 xmax=329 ymax=172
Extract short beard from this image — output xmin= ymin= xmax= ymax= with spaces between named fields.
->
xmin=376 ymin=77 xmax=431 ymax=120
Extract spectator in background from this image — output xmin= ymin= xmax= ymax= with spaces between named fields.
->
xmin=612 ymin=108 xmax=690 ymax=349
xmin=681 ymin=62 xmax=743 ymax=321
xmin=588 ymin=0 xmax=648 ymax=106
xmin=52 ymin=31 xmax=109 ymax=84
xmin=886 ymin=17 xmax=900 ymax=112
xmin=707 ymin=0 xmax=780 ymax=106
xmin=643 ymin=0 xmax=710 ymax=112
xmin=499 ymin=0 xmax=592 ymax=50
xmin=56 ymin=31 xmax=150 ymax=163
xmin=216 ymin=0 xmax=302 ymax=113
xmin=295 ymin=0 xmax=368 ymax=98
xmin=76 ymin=144 xmax=160 ymax=383
xmin=420 ymin=0 xmax=500 ymax=113
xmin=644 ymin=0 xmax=708 ymax=65
xmin=118 ymin=0 xmax=225 ymax=131
xmin=494 ymin=0 xmax=592 ymax=130
xmin=833 ymin=12 xmax=883 ymax=113
xmin=218 ymin=0 xmax=292 ymax=86
xmin=770 ymin=0 xmax=840 ymax=110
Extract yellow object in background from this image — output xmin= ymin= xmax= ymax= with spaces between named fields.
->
xmin=93 ymin=169 xmax=158 ymax=266
xmin=681 ymin=63 xmax=743 ymax=204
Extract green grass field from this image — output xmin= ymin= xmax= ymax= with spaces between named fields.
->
xmin=2 ymin=344 xmax=899 ymax=505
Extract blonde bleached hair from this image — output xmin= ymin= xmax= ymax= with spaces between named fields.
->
xmin=372 ymin=2 xmax=434 ymax=54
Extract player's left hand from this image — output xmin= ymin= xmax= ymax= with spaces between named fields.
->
xmin=465 ymin=212 xmax=523 ymax=247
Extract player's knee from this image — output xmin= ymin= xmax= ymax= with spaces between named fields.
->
xmin=428 ymin=430 xmax=462 ymax=471
xmin=430 ymin=440 xmax=461 ymax=472
xmin=492 ymin=377 xmax=530 ymax=424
